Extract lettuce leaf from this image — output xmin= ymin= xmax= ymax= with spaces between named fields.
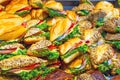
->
xmin=0 ymin=48 xmax=27 ymax=60
xmin=54 ymin=24 xmax=80 ymax=45
xmin=62 ymin=44 xmax=88 ymax=59
xmin=15 ymin=10 xmax=30 ymax=16
xmin=115 ymin=68 xmax=120 ymax=74
xmin=47 ymin=8 xmax=66 ymax=18
xmin=36 ymin=21 xmax=49 ymax=30
xmin=18 ymin=63 xmax=56 ymax=80
xmin=98 ymin=61 xmax=113 ymax=73
xmin=32 ymin=49 xmax=59 ymax=60
xmin=77 ymin=10 xmax=90 ymax=16
xmin=115 ymin=26 xmax=120 ymax=33
xmin=106 ymin=41 xmax=120 ymax=49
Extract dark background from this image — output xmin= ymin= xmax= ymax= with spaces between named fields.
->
xmin=56 ymin=0 xmax=118 ymax=10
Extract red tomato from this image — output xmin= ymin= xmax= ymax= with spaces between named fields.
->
xmin=22 ymin=63 xmax=40 ymax=70
xmin=48 ymin=45 xmax=57 ymax=50
xmin=38 ymin=20 xmax=44 ymax=25
xmin=16 ymin=6 xmax=32 ymax=12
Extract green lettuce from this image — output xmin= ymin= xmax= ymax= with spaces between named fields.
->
xmin=0 ymin=48 xmax=27 ymax=60
xmin=18 ymin=63 xmax=56 ymax=80
xmin=106 ymin=41 xmax=120 ymax=49
xmin=115 ymin=26 xmax=120 ymax=33
xmin=96 ymin=18 xmax=104 ymax=27
xmin=54 ymin=24 xmax=80 ymax=45
xmin=0 ymin=40 xmax=19 ymax=47
xmin=77 ymin=10 xmax=90 ymax=16
xmin=32 ymin=49 xmax=59 ymax=60
xmin=36 ymin=21 xmax=49 ymax=30
xmin=118 ymin=0 xmax=120 ymax=6
xmin=61 ymin=44 xmax=88 ymax=59
xmin=47 ymin=8 xmax=66 ymax=18
xmin=15 ymin=10 xmax=30 ymax=16
xmin=98 ymin=61 xmax=113 ymax=73
xmin=34 ymin=2 xmax=43 ymax=8
xmin=115 ymin=68 xmax=120 ymax=74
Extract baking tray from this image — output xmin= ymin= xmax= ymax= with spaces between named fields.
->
xmin=56 ymin=0 xmax=118 ymax=10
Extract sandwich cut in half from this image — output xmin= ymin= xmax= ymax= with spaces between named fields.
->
xmin=0 ymin=55 xmax=56 ymax=80
xmin=27 ymin=40 xmax=59 ymax=60
xmin=59 ymin=38 xmax=88 ymax=64
xmin=0 ymin=40 xmax=26 ymax=61
xmin=50 ymin=18 xmax=81 ymax=46
xmin=6 ymin=0 xmax=31 ymax=16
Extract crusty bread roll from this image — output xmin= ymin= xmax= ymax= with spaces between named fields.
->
xmin=50 ymin=18 xmax=72 ymax=41
xmin=44 ymin=1 xmax=63 ymax=11
xmin=31 ymin=9 xmax=48 ymax=20
xmin=24 ymin=36 xmax=46 ymax=44
xmin=47 ymin=17 xmax=64 ymax=26
xmin=95 ymin=1 xmax=114 ymax=13
xmin=6 ymin=0 xmax=29 ymax=14
xmin=0 ymin=13 xmax=24 ymax=36
xmin=0 ymin=26 xmax=26 ymax=40
xmin=66 ymin=10 xmax=78 ymax=21
xmin=59 ymin=38 xmax=81 ymax=55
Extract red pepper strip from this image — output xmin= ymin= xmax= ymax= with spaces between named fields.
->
xmin=16 ymin=6 xmax=32 ymax=12
xmin=0 ymin=48 xmax=17 ymax=54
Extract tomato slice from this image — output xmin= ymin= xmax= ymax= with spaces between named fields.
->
xmin=22 ymin=63 xmax=40 ymax=70
xmin=37 ymin=20 xmax=44 ymax=25
xmin=0 ymin=48 xmax=17 ymax=54
xmin=16 ymin=6 xmax=32 ymax=12
xmin=67 ymin=23 xmax=75 ymax=33
xmin=9 ymin=63 xmax=40 ymax=72
xmin=0 ymin=8 xmax=2 ymax=12
xmin=48 ymin=45 xmax=57 ymax=50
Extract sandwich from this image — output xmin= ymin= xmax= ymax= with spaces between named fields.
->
xmin=44 ymin=1 xmax=66 ymax=18
xmin=0 ymin=13 xmax=26 ymax=40
xmin=88 ymin=10 xmax=106 ymax=27
xmin=0 ymin=55 xmax=52 ymax=80
xmin=72 ymin=0 xmax=94 ymax=16
xmin=90 ymin=44 xmax=114 ymax=74
xmin=0 ymin=40 xmax=26 ymax=61
xmin=50 ymin=18 xmax=80 ymax=45
xmin=66 ymin=10 xmax=78 ymax=21
xmin=82 ymin=29 xmax=102 ymax=45
xmin=103 ymin=17 xmax=120 ymax=33
xmin=26 ymin=19 xmax=49 ymax=30
xmin=95 ymin=1 xmax=114 ymax=14
xmin=6 ymin=0 xmax=31 ymax=16
xmin=59 ymin=38 xmax=88 ymax=64
xmin=27 ymin=40 xmax=59 ymax=60
xmin=65 ymin=54 xmax=91 ymax=75
xmin=24 ymin=19 xmax=50 ymax=44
